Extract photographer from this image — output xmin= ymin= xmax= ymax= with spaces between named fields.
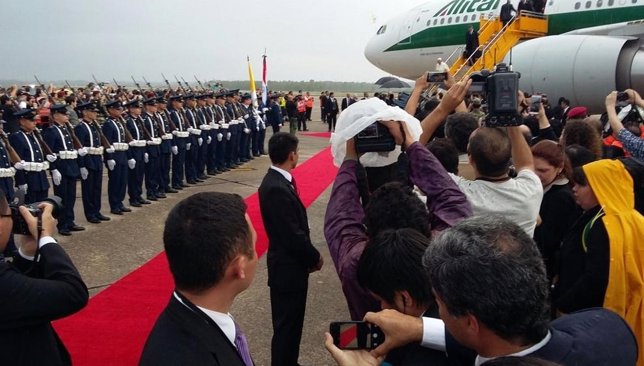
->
xmin=0 ymin=190 xmax=89 ymax=365
xmin=605 ymin=89 xmax=644 ymax=159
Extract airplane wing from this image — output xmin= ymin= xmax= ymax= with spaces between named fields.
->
xmin=563 ymin=19 xmax=644 ymax=38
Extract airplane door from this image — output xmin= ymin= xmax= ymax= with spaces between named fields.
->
xmin=397 ymin=9 xmax=422 ymax=45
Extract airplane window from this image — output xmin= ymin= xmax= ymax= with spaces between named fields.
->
xmin=597 ymin=0 xmax=602 ymax=6
xmin=575 ymin=2 xmax=581 ymax=9
xmin=441 ymin=18 xmax=445 ymax=24
xmin=427 ymin=19 xmax=431 ymax=26
xmin=608 ymin=0 xmax=614 ymax=4
xmin=456 ymin=16 xmax=460 ymax=22
xmin=434 ymin=19 xmax=438 ymax=25
xmin=417 ymin=17 xmax=420 ymax=22
xmin=377 ymin=25 xmax=387 ymax=35
xmin=448 ymin=17 xmax=452 ymax=24
xmin=585 ymin=1 xmax=591 ymax=7
xmin=464 ymin=15 xmax=469 ymax=21
xmin=472 ymin=14 xmax=477 ymax=20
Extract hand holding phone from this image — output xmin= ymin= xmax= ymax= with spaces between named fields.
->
xmin=427 ymin=72 xmax=448 ymax=83
xmin=329 ymin=321 xmax=385 ymax=350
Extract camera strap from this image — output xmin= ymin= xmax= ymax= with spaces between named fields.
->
xmin=24 ymin=215 xmax=43 ymax=275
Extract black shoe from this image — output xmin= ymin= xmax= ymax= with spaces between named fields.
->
xmin=110 ymin=210 xmax=123 ymax=215
xmin=70 ymin=224 xmax=86 ymax=232
xmin=140 ymin=199 xmax=152 ymax=204
xmin=120 ymin=207 xmax=132 ymax=212
xmin=59 ymin=229 xmax=72 ymax=236
xmin=147 ymin=196 xmax=158 ymax=201
xmin=207 ymin=170 xmax=218 ymax=176
xmin=195 ymin=179 xmax=205 ymax=183
xmin=222 ymin=167 xmax=231 ymax=172
xmin=187 ymin=180 xmax=197 ymax=185
xmin=130 ymin=202 xmax=142 ymax=207
xmin=170 ymin=186 xmax=181 ymax=191
xmin=97 ymin=214 xmax=111 ymax=221
xmin=253 ymin=153 xmax=260 ymax=157
xmin=87 ymin=217 xmax=101 ymax=224
xmin=180 ymin=183 xmax=190 ymax=187
xmin=198 ymin=175 xmax=209 ymax=180
xmin=156 ymin=193 xmax=167 ymax=199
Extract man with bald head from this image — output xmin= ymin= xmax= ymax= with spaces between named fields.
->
xmin=450 ymin=125 xmax=543 ymax=236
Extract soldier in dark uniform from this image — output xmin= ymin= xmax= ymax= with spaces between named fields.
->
xmin=75 ymin=101 xmax=111 ymax=224
xmin=42 ymin=104 xmax=84 ymax=236
xmin=154 ymin=97 xmax=178 ymax=194
xmin=141 ymin=98 xmax=163 ymax=200
xmin=101 ymin=100 xmax=132 ymax=215
xmin=240 ymin=94 xmax=256 ymax=160
xmin=225 ymin=90 xmax=241 ymax=167
xmin=204 ymin=92 xmax=220 ymax=175
xmin=124 ymin=100 xmax=150 ymax=207
xmin=213 ymin=92 xmax=231 ymax=172
xmin=256 ymin=99 xmax=268 ymax=155
xmin=168 ymin=95 xmax=189 ymax=190
xmin=194 ymin=94 xmax=210 ymax=180
xmin=9 ymin=109 xmax=51 ymax=204
xmin=183 ymin=95 xmax=201 ymax=184
xmin=235 ymin=92 xmax=252 ymax=163
xmin=0 ymin=123 xmax=18 ymax=204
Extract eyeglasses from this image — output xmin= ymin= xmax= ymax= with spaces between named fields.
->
xmin=0 ymin=212 xmax=12 ymax=219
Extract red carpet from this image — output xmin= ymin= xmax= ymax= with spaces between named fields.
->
xmin=300 ymin=131 xmax=332 ymax=139
xmin=53 ymin=146 xmax=338 ymax=366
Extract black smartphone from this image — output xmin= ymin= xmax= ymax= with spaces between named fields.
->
xmin=329 ymin=321 xmax=385 ymax=350
xmin=530 ymin=95 xmax=541 ymax=113
xmin=427 ymin=72 xmax=447 ymax=83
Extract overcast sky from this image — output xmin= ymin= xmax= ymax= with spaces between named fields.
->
xmin=1 ymin=0 xmax=426 ymax=84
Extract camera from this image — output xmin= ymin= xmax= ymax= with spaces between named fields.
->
xmin=10 ymin=196 xmax=63 ymax=235
xmin=426 ymin=72 xmax=447 ymax=83
xmin=354 ymin=122 xmax=396 ymax=153
xmin=469 ymin=63 xmax=522 ymax=127
xmin=530 ymin=95 xmax=542 ymax=113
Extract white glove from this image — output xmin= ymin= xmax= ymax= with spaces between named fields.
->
xmin=80 ymin=167 xmax=89 ymax=180
xmin=128 ymin=141 xmax=137 ymax=147
xmin=187 ymin=127 xmax=194 ymax=133
xmin=106 ymin=146 xmax=115 ymax=154
xmin=244 ymin=114 xmax=249 ymax=119
xmin=172 ymin=130 xmax=178 ymax=136
xmin=107 ymin=159 xmax=116 ymax=171
xmin=186 ymin=143 xmax=191 ymax=151
xmin=217 ymin=133 xmax=223 ymax=142
xmin=18 ymin=184 xmax=27 ymax=194
xmin=171 ymin=146 xmax=178 ymax=155
xmin=52 ymin=169 xmax=62 ymax=186
xmin=218 ymin=120 xmax=224 ymax=124
xmin=243 ymin=128 xmax=250 ymax=134
xmin=78 ymin=147 xmax=89 ymax=156
xmin=46 ymin=154 xmax=57 ymax=163
xmin=198 ymin=138 xmax=203 ymax=146
xmin=128 ymin=159 xmax=136 ymax=170
xmin=262 ymin=107 xmax=269 ymax=113
xmin=14 ymin=160 xmax=25 ymax=170
xmin=226 ymin=132 xmax=231 ymax=140
xmin=256 ymin=125 xmax=260 ymax=131
xmin=144 ymin=153 xmax=149 ymax=163
xmin=207 ymin=136 xmax=212 ymax=144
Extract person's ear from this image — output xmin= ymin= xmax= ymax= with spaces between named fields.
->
xmin=228 ymin=255 xmax=248 ymax=280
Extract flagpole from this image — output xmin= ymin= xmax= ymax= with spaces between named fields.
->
xmin=262 ymin=49 xmax=268 ymax=106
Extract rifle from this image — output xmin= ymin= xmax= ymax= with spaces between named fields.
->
xmin=35 ymin=76 xmax=83 ymax=149
xmin=180 ymin=76 xmax=195 ymax=93
xmin=64 ymin=80 xmax=76 ymax=94
xmin=0 ymin=130 xmax=21 ymax=164
xmin=194 ymin=75 xmax=207 ymax=91
xmin=32 ymin=128 xmax=55 ymax=156
xmin=142 ymin=76 xmax=154 ymax=91
xmin=131 ymin=76 xmax=144 ymax=94
xmin=81 ymin=79 xmax=113 ymax=150
xmin=174 ymin=75 xmax=189 ymax=94
xmin=161 ymin=73 xmax=175 ymax=93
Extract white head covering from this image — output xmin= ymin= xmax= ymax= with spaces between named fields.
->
xmin=330 ymin=98 xmax=423 ymax=167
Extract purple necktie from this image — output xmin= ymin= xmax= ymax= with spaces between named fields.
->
xmin=234 ymin=322 xmax=253 ymax=366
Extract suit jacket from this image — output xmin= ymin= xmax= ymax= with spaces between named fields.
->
xmin=0 ymin=243 xmax=88 ymax=366
xmin=258 ymin=168 xmax=320 ymax=292
xmin=140 ymin=295 xmax=249 ymax=366
xmin=341 ymin=97 xmax=349 ymax=110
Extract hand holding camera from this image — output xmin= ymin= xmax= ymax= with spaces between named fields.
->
xmin=14 ymin=202 xmax=57 ymax=257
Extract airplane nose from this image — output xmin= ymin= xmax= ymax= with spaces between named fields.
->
xmin=364 ymin=35 xmax=383 ymax=69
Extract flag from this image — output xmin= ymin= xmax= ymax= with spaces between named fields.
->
xmin=262 ymin=54 xmax=268 ymax=106
xmin=247 ymin=56 xmax=258 ymax=107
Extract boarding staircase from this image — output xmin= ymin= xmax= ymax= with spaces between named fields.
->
xmin=450 ymin=11 xmax=548 ymax=81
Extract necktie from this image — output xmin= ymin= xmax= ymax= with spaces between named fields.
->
xmin=234 ymin=322 xmax=253 ymax=366
xmin=291 ymin=176 xmax=299 ymax=195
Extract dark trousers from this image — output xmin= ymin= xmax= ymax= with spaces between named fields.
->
xmin=258 ymin=128 xmax=266 ymax=154
xmin=305 ymin=107 xmax=312 ymax=121
xmin=196 ymin=139 xmax=208 ymax=177
xmin=225 ymin=130 xmax=234 ymax=168
xmin=327 ymin=113 xmax=338 ymax=131
xmin=159 ymin=153 xmax=171 ymax=191
xmin=232 ymin=129 xmax=241 ymax=164
xmin=270 ymin=288 xmax=308 ymax=366
xmin=185 ymin=140 xmax=198 ymax=182
xmin=321 ymin=107 xmax=326 ymax=123
xmin=145 ymin=156 xmax=160 ymax=198
xmin=271 ymin=124 xmax=281 ymax=134
xmin=207 ymin=137 xmax=218 ymax=172
xmin=128 ymin=147 xmax=145 ymax=202
xmin=297 ymin=112 xmax=307 ymax=131
xmin=107 ymin=162 xmax=127 ymax=210
xmin=240 ymin=130 xmax=251 ymax=160
xmin=81 ymin=167 xmax=103 ymax=220
xmin=171 ymin=148 xmax=186 ymax=187
xmin=216 ymin=134 xmax=227 ymax=170
xmin=53 ymin=175 xmax=77 ymax=230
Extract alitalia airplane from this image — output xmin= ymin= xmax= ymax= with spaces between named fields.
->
xmin=365 ymin=0 xmax=644 ymax=111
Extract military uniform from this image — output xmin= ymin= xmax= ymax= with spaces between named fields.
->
xmin=168 ymin=96 xmax=189 ymax=189
xmin=183 ymin=96 xmax=200 ymax=184
xmin=102 ymin=100 xmax=132 ymax=215
xmin=155 ymin=98 xmax=177 ymax=194
xmin=141 ymin=98 xmax=162 ymax=200
xmin=214 ymin=93 xmax=231 ymax=171
xmin=124 ymin=100 xmax=150 ymax=207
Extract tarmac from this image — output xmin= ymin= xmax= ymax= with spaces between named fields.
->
xmin=58 ymin=106 xmax=347 ymax=365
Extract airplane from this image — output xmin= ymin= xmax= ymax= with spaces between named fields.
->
xmin=365 ymin=0 xmax=644 ymax=111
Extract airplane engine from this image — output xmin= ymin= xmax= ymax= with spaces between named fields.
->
xmin=504 ymin=35 xmax=644 ymax=113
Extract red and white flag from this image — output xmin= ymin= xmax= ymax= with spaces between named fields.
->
xmin=262 ymin=54 xmax=268 ymax=106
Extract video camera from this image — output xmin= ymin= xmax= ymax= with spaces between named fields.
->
xmin=10 ymin=196 xmax=63 ymax=235
xmin=354 ymin=122 xmax=396 ymax=153
xmin=469 ymin=63 xmax=522 ymax=127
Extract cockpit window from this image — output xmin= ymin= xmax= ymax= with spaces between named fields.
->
xmin=377 ymin=25 xmax=387 ymax=35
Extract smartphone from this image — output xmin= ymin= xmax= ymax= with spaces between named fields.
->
xmin=530 ymin=95 xmax=541 ymax=113
xmin=329 ymin=321 xmax=385 ymax=350
xmin=427 ymin=72 xmax=447 ymax=83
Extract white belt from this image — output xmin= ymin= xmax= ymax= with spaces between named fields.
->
xmin=221 ymin=124 xmax=229 ymax=129
xmin=59 ymin=150 xmax=78 ymax=159
xmin=129 ymin=140 xmax=147 ymax=147
xmin=229 ymin=121 xmax=238 ymax=126
xmin=175 ymin=131 xmax=190 ymax=138
xmin=23 ymin=162 xmax=49 ymax=172
xmin=211 ymin=125 xmax=220 ymax=130
xmin=190 ymin=129 xmax=202 ymax=135
xmin=0 ymin=167 xmax=15 ymax=177
xmin=161 ymin=134 xmax=173 ymax=140
xmin=113 ymin=142 xmax=129 ymax=151
xmin=88 ymin=147 xmax=104 ymax=155
xmin=146 ymin=137 xmax=162 ymax=145
xmin=199 ymin=125 xmax=212 ymax=131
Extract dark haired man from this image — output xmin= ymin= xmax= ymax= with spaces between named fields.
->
xmin=259 ymin=132 xmax=323 ymax=366
xmin=444 ymin=112 xmax=479 ymax=179
xmin=0 ymin=190 xmax=89 ymax=365
xmin=101 ymin=100 xmax=133 ymax=215
xmin=140 ymin=192 xmax=257 ymax=365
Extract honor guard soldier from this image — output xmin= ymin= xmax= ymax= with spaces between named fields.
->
xmin=154 ymin=97 xmax=177 ymax=194
xmin=240 ymin=94 xmax=256 ymax=161
xmin=183 ymin=94 xmax=201 ymax=184
xmin=204 ymin=92 xmax=220 ymax=175
xmin=255 ymin=98 xmax=268 ymax=155
xmin=0 ymin=127 xmax=18 ymax=203
xmin=102 ymin=100 xmax=132 ymax=215
xmin=213 ymin=91 xmax=231 ymax=172
xmin=43 ymin=104 xmax=85 ymax=236
xmin=10 ymin=109 xmax=52 ymax=204
xmin=75 ymin=101 xmax=111 ymax=224
xmin=225 ymin=90 xmax=242 ymax=167
xmin=124 ymin=100 xmax=150 ymax=207
xmin=168 ymin=95 xmax=189 ymax=190
xmin=195 ymin=94 xmax=211 ymax=180
xmin=142 ymin=97 xmax=163 ymax=200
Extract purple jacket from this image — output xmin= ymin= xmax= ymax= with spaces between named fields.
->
xmin=324 ymin=142 xmax=472 ymax=319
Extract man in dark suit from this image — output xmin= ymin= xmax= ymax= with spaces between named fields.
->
xmin=259 ymin=132 xmax=323 ymax=366
xmin=500 ymin=0 xmax=517 ymax=26
xmin=465 ymin=26 xmax=480 ymax=65
xmin=0 ymin=191 xmax=89 ymax=365
xmin=325 ymin=92 xmax=340 ymax=132
xmin=140 ymin=192 xmax=258 ymax=366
